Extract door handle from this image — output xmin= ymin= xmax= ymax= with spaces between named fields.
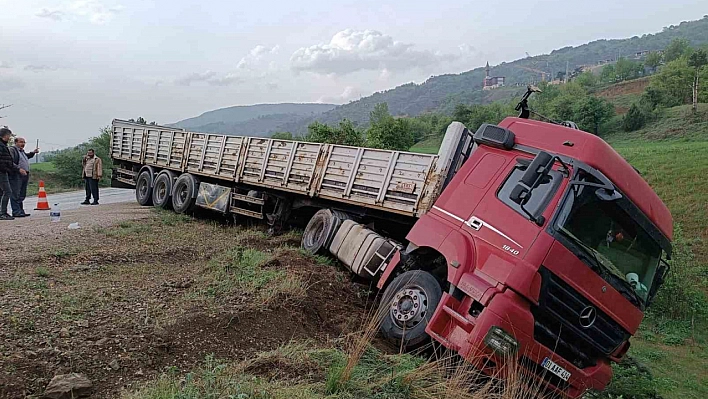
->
xmin=467 ymin=216 xmax=482 ymax=231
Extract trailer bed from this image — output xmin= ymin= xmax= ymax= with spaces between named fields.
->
xmin=111 ymin=119 xmax=446 ymax=217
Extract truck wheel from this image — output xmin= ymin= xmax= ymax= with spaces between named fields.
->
xmin=301 ymin=209 xmax=349 ymax=255
xmin=172 ymin=174 xmax=199 ymax=214
xmin=135 ymin=170 xmax=154 ymax=206
xmin=379 ymin=270 xmax=442 ymax=350
xmin=152 ymin=171 xmax=176 ymax=209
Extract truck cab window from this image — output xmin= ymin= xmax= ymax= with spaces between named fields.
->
xmin=498 ymin=165 xmax=562 ymax=220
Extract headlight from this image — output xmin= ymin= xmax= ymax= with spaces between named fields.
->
xmin=483 ymin=326 xmax=519 ymax=355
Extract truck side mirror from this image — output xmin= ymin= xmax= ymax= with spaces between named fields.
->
xmin=509 ymin=151 xmax=554 ymax=205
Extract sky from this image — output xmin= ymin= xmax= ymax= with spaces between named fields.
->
xmin=0 ymin=0 xmax=706 ymax=150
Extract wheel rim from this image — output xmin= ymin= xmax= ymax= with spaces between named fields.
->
xmin=155 ymin=180 xmax=167 ymax=203
xmin=138 ymin=177 xmax=149 ymax=199
xmin=390 ymin=285 xmax=429 ymax=329
xmin=175 ymin=183 xmax=188 ymax=207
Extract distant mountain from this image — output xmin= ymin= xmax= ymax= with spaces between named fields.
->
xmin=170 ymin=103 xmax=337 ymax=137
xmin=282 ymin=15 xmax=708 ymax=134
xmin=172 ymin=16 xmax=708 ymax=137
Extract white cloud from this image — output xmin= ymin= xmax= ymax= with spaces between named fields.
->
xmin=174 ymin=71 xmax=217 ymax=86
xmin=207 ymin=73 xmax=242 ymax=87
xmin=237 ymin=45 xmax=280 ymax=70
xmin=174 ymin=71 xmax=243 ymax=87
xmin=24 ymin=65 xmax=58 ymax=72
xmin=0 ymin=61 xmax=12 ymax=69
xmin=35 ymin=1 xmax=123 ymax=24
xmin=36 ymin=8 xmax=65 ymax=21
xmin=291 ymin=29 xmax=456 ymax=75
xmin=0 ymin=76 xmax=25 ymax=91
xmin=317 ymin=86 xmax=361 ymax=104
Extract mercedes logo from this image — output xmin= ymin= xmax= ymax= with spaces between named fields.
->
xmin=579 ymin=306 xmax=597 ymax=328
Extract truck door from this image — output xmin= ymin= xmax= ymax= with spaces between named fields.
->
xmin=471 ymin=157 xmax=564 ymax=261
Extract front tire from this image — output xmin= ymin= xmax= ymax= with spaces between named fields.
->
xmin=379 ymin=270 xmax=442 ymax=350
xmin=135 ymin=170 xmax=154 ymax=206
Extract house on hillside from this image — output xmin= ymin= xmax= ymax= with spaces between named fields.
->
xmin=483 ymin=62 xmax=505 ymax=90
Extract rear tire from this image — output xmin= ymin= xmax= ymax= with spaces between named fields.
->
xmin=135 ymin=170 xmax=154 ymax=206
xmin=301 ymin=209 xmax=350 ymax=255
xmin=379 ymin=270 xmax=442 ymax=350
xmin=172 ymin=173 xmax=199 ymax=214
xmin=152 ymin=171 xmax=176 ymax=209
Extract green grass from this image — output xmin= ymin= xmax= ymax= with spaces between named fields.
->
xmin=105 ymin=221 xmax=154 ymax=237
xmin=604 ymin=104 xmax=708 ymax=144
xmin=409 ymin=135 xmax=443 ymax=154
xmin=195 ymin=246 xmax=307 ymax=305
xmin=31 ymin=162 xmax=57 ymax=172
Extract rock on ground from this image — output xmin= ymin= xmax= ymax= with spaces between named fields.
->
xmin=43 ymin=373 xmax=93 ymax=399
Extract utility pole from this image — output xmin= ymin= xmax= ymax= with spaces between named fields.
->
xmin=565 ymin=61 xmax=569 ymax=83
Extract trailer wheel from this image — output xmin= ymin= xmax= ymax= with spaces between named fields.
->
xmin=172 ymin=173 xmax=199 ymax=214
xmin=379 ymin=270 xmax=442 ymax=350
xmin=301 ymin=209 xmax=349 ymax=255
xmin=135 ymin=170 xmax=154 ymax=206
xmin=152 ymin=171 xmax=176 ymax=209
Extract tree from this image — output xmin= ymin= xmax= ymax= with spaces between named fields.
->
xmin=664 ymin=38 xmax=690 ymax=63
xmin=623 ymin=103 xmax=645 ymax=131
xmin=615 ymin=58 xmax=644 ymax=82
xmin=645 ymin=51 xmax=663 ymax=72
xmin=136 ymin=117 xmax=147 ymax=124
xmin=306 ymin=120 xmax=364 ymax=146
xmin=574 ymin=71 xmax=599 ymax=89
xmin=688 ymin=49 xmax=708 ymax=113
xmin=600 ymin=64 xmax=616 ymax=83
xmin=366 ymin=103 xmax=415 ymax=151
xmin=271 ymin=131 xmax=293 ymax=140
xmin=648 ymin=57 xmax=694 ymax=107
xmin=48 ymin=127 xmax=112 ymax=187
xmin=572 ymin=96 xmax=615 ymax=135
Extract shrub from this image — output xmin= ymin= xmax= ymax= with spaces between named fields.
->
xmin=623 ymin=103 xmax=646 ymax=131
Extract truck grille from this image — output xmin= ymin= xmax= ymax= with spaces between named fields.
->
xmin=531 ymin=268 xmax=629 ymax=369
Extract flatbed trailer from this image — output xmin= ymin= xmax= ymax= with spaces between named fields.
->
xmin=110 ymin=119 xmax=466 ymax=220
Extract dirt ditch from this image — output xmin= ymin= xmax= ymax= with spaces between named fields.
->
xmin=0 ymin=204 xmax=373 ymax=398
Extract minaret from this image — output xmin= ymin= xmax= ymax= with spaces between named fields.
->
xmin=485 ymin=61 xmax=490 ymax=78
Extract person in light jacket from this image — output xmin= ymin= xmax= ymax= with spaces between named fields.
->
xmin=81 ymin=149 xmax=103 ymax=205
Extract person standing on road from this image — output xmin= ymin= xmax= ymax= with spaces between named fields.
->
xmin=0 ymin=127 xmax=21 ymax=220
xmin=81 ymin=148 xmax=102 ymax=205
xmin=9 ymin=137 xmax=39 ymax=217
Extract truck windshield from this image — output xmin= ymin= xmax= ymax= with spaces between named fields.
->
xmin=555 ymin=172 xmax=662 ymax=304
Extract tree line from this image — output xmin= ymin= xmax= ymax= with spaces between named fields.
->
xmin=623 ymin=38 xmax=708 ymax=131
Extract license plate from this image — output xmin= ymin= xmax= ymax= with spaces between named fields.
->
xmin=541 ymin=357 xmax=571 ymax=382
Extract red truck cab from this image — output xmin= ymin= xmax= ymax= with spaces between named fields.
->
xmin=378 ymin=117 xmax=673 ymax=398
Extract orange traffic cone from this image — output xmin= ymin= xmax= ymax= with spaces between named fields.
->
xmin=35 ymin=180 xmax=51 ymax=210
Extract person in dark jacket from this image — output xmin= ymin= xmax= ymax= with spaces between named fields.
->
xmin=9 ymin=137 xmax=39 ymax=217
xmin=0 ymin=127 xmax=21 ymax=220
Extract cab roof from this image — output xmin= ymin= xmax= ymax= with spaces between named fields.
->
xmin=499 ymin=117 xmax=673 ymax=241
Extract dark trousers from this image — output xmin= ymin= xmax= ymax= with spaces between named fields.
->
xmin=9 ymin=173 xmax=29 ymax=216
xmin=84 ymin=178 xmax=99 ymax=203
xmin=0 ymin=172 xmax=11 ymax=215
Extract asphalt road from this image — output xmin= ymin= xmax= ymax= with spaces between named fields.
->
xmin=24 ymin=188 xmax=136 ymax=212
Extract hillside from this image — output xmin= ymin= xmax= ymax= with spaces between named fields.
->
xmin=283 ymin=16 xmax=708 ymax=133
xmin=170 ymin=103 xmax=337 ymax=137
